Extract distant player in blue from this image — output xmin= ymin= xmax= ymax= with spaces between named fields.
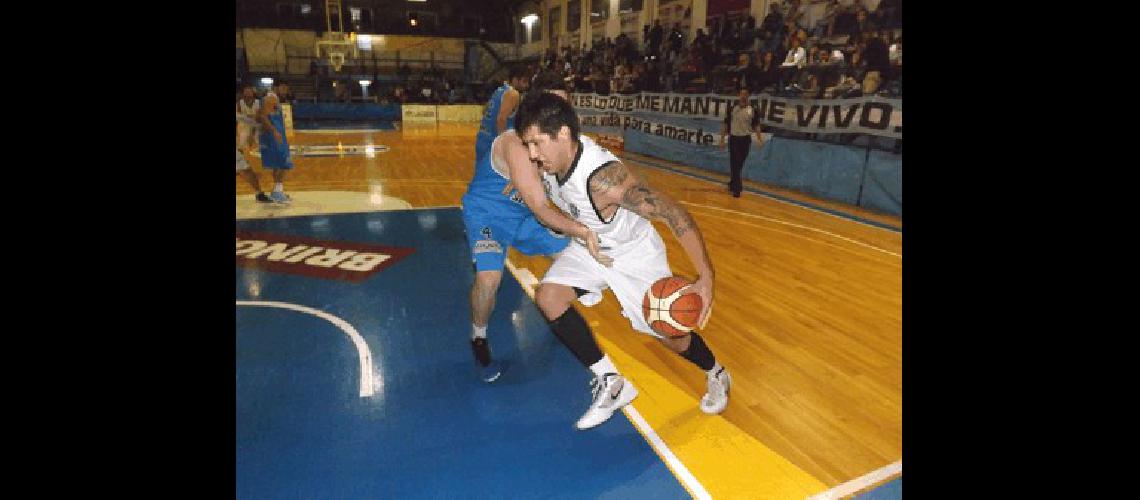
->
xmin=461 ymin=65 xmax=566 ymax=382
xmin=257 ymin=81 xmax=294 ymax=204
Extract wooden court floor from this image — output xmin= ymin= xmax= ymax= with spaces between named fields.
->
xmin=237 ymin=122 xmax=902 ymax=497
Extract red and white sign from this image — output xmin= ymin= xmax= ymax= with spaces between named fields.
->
xmin=236 ymin=230 xmax=414 ymax=283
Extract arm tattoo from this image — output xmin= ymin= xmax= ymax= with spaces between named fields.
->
xmin=589 ymin=161 xmax=697 ymax=237
xmin=588 ymin=161 xmax=628 ymax=194
xmin=619 ymin=180 xmax=695 ymax=238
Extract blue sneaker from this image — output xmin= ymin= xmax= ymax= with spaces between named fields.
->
xmin=471 ymin=338 xmax=501 ymax=383
xmin=269 ymin=191 xmax=291 ymax=204
xmin=479 ymin=360 xmax=502 ymax=383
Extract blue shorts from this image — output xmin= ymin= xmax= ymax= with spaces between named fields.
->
xmin=258 ymin=132 xmax=294 ymax=170
xmin=462 ymin=195 xmax=569 ymax=272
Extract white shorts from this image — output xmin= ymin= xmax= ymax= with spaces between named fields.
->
xmin=541 ymin=229 xmax=672 ymax=338
xmin=236 ymin=148 xmax=250 ymax=172
xmin=237 ymin=124 xmax=257 ymax=150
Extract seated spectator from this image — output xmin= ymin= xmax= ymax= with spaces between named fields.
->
xmin=778 ymin=37 xmax=806 ymax=90
xmin=757 ymin=51 xmax=779 ymax=92
xmin=889 ymin=35 xmax=902 ymax=68
xmin=732 ymin=52 xmax=750 ymax=73
xmin=824 ymin=50 xmax=864 ymax=98
xmin=587 ymin=64 xmax=610 ymax=94
xmin=677 ymin=47 xmax=701 ymax=90
xmin=830 ymin=44 xmax=846 ymax=63
xmin=741 ymin=52 xmax=763 ymax=93
xmin=640 ymin=59 xmax=662 ymax=92
xmin=627 ymin=63 xmax=645 ymax=93
xmin=612 ymin=59 xmax=632 ymax=93
xmin=815 ymin=48 xmax=842 ymax=91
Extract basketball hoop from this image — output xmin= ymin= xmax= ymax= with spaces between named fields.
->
xmin=315 ymin=33 xmax=356 ymax=74
xmin=329 ymin=52 xmax=346 ymax=72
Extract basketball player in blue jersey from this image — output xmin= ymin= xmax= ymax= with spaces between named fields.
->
xmin=474 ymin=65 xmax=529 ymax=161
xmin=513 ymin=91 xmax=731 ymax=430
xmin=257 ymin=81 xmax=294 ymax=204
xmin=461 ymin=67 xmax=608 ymax=383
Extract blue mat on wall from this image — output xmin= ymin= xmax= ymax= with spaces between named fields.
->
xmin=859 ymin=149 xmax=903 ymax=215
xmin=622 ymin=123 xmax=902 ymax=216
xmin=291 ymin=103 xmax=402 ymax=121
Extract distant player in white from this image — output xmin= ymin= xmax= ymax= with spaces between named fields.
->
xmin=236 ymin=85 xmax=271 ymax=203
xmin=513 ymin=91 xmax=732 ymax=430
xmin=237 ymin=85 xmax=261 ymax=150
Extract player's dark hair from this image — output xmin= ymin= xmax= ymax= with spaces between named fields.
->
xmin=516 ymin=91 xmax=579 ymax=142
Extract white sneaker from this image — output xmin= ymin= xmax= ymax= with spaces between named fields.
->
xmin=575 ymin=373 xmax=638 ymax=430
xmin=700 ymin=366 xmax=731 ymax=415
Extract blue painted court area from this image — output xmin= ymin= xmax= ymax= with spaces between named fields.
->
xmin=856 ymin=478 xmax=902 ymax=500
xmin=292 ymin=118 xmax=395 ymax=130
xmin=236 ymin=208 xmax=688 ymax=499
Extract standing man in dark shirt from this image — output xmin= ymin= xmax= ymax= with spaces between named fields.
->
xmin=668 ymin=23 xmax=685 ymax=60
xmin=760 ymin=3 xmax=784 ymax=52
xmin=649 ymin=20 xmax=663 ymax=57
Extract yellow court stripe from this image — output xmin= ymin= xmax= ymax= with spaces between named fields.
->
xmin=593 ymin=332 xmax=828 ymax=499
xmin=505 ymin=259 xmax=826 ymax=499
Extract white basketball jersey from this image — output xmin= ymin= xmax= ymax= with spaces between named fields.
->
xmin=238 ymin=98 xmax=260 ymax=118
xmin=542 ymin=135 xmax=660 ymax=256
xmin=237 ymin=99 xmax=260 ymax=129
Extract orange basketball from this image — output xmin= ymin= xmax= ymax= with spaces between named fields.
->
xmin=642 ymin=276 xmax=703 ymax=338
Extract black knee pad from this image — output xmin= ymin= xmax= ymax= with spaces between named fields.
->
xmin=679 ymin=331 xmax=716 ymax=371
xmin=547 ymin=307 xmax=604 ymax=367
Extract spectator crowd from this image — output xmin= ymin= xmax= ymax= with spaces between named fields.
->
xmin=538 ymin=0 xmax=900 ymax=99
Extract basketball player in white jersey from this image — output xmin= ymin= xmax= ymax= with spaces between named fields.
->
xmin=497 ymin=71 xmax=612 ymax=266
xmin=236 ymin=85 xmax=271 ymax=203
xmin=237 ymin=85 xmax=260 ymax=150
xmin=513 ymin=91 xmax=731 ymax=430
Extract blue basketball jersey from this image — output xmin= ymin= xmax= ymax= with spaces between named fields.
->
xmin=465 ymin=83 xmax=520 ymax=205
xmin=474 ymin=83 xmax=515 ymax=162
xmin=258 ymin=92 xmax=293 ymax=169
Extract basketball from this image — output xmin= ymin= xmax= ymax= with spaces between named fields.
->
xmin=642 ymin=276 xmax=703 ymax=338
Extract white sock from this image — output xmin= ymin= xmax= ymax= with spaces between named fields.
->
xmin=472 ymin=324 xmax=487 ymax=340
xmin=273 ymin=182 xmax=283 ymax=193
xmin=588 ymin=355 xmax=618 ymax=379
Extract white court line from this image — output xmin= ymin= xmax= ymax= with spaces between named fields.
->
xmin=503 ymin=259 xmax=712 ymax=500
xmin=235 ymin=204 xmax=461 ymax=221
xmin=619 ymin=153 xmax=900 ymax=234
xmin=681 ymin=201 xmax=901 ymax=258
xmin=236 ymin=300 xmax=377 ymax=398
xmin=295 ymin=129 xmax=387 ymax=134
xmin=806 ymin=460 xmax=901 ymax=500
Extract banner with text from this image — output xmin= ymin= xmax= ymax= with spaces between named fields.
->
xmin=571 ymin=92 xmax=902 ymax=139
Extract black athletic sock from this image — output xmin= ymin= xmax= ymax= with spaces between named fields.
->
xmin=471 ymin=338 xmax=492 ymax=367
xmin=679 ymin=331 xmax=716 ymax=371
xmin=547 ymin=307 xmax=604 ymax=367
